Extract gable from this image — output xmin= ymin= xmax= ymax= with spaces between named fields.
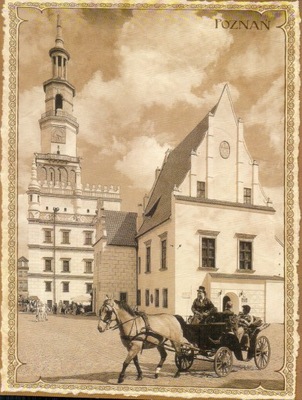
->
xmin=138 ymin=115 xmax=208 ymax=237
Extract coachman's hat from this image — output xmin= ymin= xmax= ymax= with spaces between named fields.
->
xmin=197 ymin=286 xmax=206 ymax=293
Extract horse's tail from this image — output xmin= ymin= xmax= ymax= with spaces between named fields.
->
xmin=174 ymin=314 xmax=186 ymax=330
xmin=174 ymin=315 xmax=191 ymax=342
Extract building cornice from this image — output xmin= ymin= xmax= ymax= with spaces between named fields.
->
xmin=174 ymin=195 xmax=275 ymax=213
xmin=208 ymin=272 xmax=284 ymax=281
xmin=27 ymin=272 xmax=93 ymax=280
xmin=28 ymin=244 xmax=94 ymax=252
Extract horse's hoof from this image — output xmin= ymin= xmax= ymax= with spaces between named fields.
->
xmin=136 ymin=375 xmax=143 ymax=381
xmin=155 ymin=373 xmax=158 ymax=379
xmin=117 ymin=377 xmax=124 ymax=384
xmin=174 ymin=371 xmax=180 ymax=378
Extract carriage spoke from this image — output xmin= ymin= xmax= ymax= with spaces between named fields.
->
xmin=254 ymin=336 xmax=271 ymax=370
xmin=214 ymin=347 xmax=233 ymax=377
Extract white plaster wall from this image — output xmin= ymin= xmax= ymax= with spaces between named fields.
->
xmin=173 ymin=200 xmax=284 ymax=322
xmin=137 ymin=219 xmax=175 ymax=314
xmin=265 ymin=281 xmax=284 ymax=323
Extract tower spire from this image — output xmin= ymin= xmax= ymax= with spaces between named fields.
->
xmin=55 ymin=14 xmax=64 ymax=49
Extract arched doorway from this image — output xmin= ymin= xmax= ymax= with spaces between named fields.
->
xmin=222 ymin=292 xmax=239 ymax=314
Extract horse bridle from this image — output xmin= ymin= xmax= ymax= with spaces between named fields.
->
xmin=99 ymin=301 xmax=119 ymax=330
xmin=99 ymin=300 xmax=141 ymax=332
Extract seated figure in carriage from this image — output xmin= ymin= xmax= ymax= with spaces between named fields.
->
xmin=236 ymin=304 xmax=256 ymax=350
xmin=191 ymin=286 xmax=217 ymax=324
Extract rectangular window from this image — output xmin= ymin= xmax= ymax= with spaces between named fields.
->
xmin=86 ymin=283 xmax=93 ymax=294
xmin=84 ymin=231 xmax=93 ymax=245
xmin=197 ymin=181 xmax=206 ymax=199
xmin=84 ymin=260 xmax=93 ymax=273
xmin=162 ymin=288 xmax=168 ymax=308
xmin=161 ymin=239 xmax=167 ymax=270
xmin=244 ymin=188 xmax=252 ymax=204
xmin=145 ymin=289 xmax=150 ymax=307
xmin=45 ymin=281 xmax=52 ymax=292
xmin=44 ymin=229 xmax=52 ymax=243
xmin=202 ymin=238 xmax=216 ymax=268
xmin=155 ymin=289 xmax=159 ymax=307
xmin=137 ymin=290 xmax=141 ymax=306
xmin=146 ymin=246 xmax=151 ymax=273
xmin=62 ymin=230 xmax=70 ymax=244
xmin=62 ymin=259 xmax=70 ymax=273
xmin=120 ymin=292 xmax=127 ymax=302
xmin=44 ymin=259 xmax=52 ymax=272
xmin=62 ymin=282 xmax=69 ymax=293
xmin=138 ymin=257 xmax=141 ymax=274
xmin=239 ymin=241 xmax=253 ymax=270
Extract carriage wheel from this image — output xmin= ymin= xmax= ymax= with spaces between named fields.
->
xmin=254 ymin=336 xmax=270 ymax=370
xmin=175 ymin=349 xmax=194 ymax=371
xmin=214 ymin=347 xmax=233 ymax=377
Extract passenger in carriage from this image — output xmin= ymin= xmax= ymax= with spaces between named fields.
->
xmin=223 ymin=301 xmax=234 ymax=316
xmin=237 ymin=304 xmax=253 ymax=350
xmin=191 ymin=286 xmax=216 ymax=324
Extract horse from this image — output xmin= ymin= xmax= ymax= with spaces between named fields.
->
xmin=35 ymin=303 xmax=48 ymax=322
xmin=97 ymin=297 xmax=188 ymax=383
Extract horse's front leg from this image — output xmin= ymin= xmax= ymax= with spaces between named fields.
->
xmin=133 ymin=355 xmax=143 ymax=381
xmin=118 ymin=342 xmax=141 ymax=384
xmin=155 ymin=345 xmax=167 ymax=378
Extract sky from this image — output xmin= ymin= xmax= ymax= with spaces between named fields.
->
xmin=17 ymin=7 xmax=286 ymax=256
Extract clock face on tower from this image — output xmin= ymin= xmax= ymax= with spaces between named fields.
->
xmin=51 ymin=126 xmax=66 ymax=144
xmin=219 ymin=141 xmax=230 ymax=159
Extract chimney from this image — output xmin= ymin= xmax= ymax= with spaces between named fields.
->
xmin=136 ymin=203 xmax=144 ymax=231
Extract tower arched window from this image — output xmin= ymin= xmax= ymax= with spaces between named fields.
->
xmin=55 ymin=94 xmax=63 ymax=113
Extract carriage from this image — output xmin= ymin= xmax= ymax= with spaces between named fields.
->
xmin=174 ymin=312 xmax=271 ymax=377
xmin=98 ymin=298 xmax=271 ymax=383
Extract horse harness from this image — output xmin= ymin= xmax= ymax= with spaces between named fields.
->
xmin=100 ymin=303 xmax=166 ymax=349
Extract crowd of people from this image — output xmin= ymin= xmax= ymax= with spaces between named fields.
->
xmin=191 ymin=286 xmax=258 ymax=350
xmin=18 ymin=297 xmax=91 ymax=320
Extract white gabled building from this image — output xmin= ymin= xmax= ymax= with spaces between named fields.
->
xmin=137 ymin=85 xmax=284 ymax=323
xmin=27 ymin=16 xmax=121 ymax=309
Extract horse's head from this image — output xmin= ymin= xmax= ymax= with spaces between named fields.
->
xmin=97 ymin=297 xmax=117 ymax=333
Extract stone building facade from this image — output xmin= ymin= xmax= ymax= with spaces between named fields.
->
xmin=137 ymin=85 xmax=284 ymax=323
xmin=27 ymin=17 xmax=121 ymax=308
xmin=93 ymin=203 xmax=137 ymax=312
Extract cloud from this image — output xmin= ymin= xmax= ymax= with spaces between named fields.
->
xmin=246 ymin=76 xmax=284 ymax=150
xmin=226 ymin=33 xmax=284 ymax=80
xmin=75 ymin=12 xmax=234 ymax=149
xmin=115 ymin=136 xmax=170 ymax=189
xmin=263 ymin=185 xmax=284 ymax=240
xmin=18 ymin=86 xmax=44 ymax=191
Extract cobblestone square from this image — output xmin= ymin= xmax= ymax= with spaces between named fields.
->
xmin=17 ymin=312 xmax=285 ymax=391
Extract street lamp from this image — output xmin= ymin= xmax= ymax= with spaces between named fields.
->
xmin=53 ymin=207 xmax=59 ymax=307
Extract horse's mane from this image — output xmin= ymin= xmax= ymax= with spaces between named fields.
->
xmin=115 ymin=300 xmax=136 ymax=316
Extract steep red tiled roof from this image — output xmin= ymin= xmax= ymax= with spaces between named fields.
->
xmin=103 ymin=210 xmax=137 ymax=247
xmin=138 ymin=114 xmax=209 ymax=237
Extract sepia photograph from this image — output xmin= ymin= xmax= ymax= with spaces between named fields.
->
xmin=0 ymin=1 xmax=300 ymax=399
